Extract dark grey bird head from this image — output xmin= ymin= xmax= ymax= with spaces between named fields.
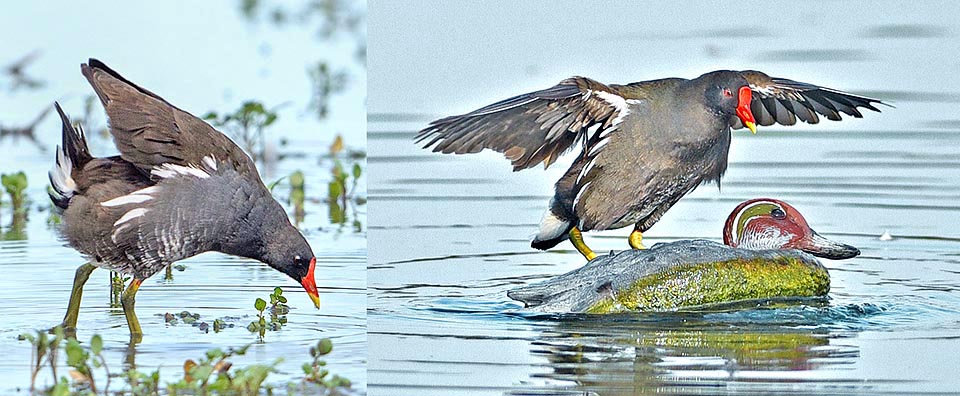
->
xmin=697 ymin=70 xmax=757 ymax=133
xmin=258 ymin=225 xmax=320 ymax=308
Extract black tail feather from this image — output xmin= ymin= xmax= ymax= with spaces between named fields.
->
xmin=55 ymin=102 xmax=92 ymax=167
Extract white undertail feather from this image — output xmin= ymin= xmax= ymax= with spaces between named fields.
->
xmin=533 ymin=205 xmax=571 ymax=244
xmin=49 ymin=145 xmax=76 ymax=199
xmin=152 ymin=163 xmax=210 ymax=179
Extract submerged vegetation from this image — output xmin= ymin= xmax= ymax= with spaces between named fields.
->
xmin=19 ymin=328 xmax=351 ymax=395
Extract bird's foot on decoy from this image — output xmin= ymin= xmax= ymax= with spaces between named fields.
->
xmin=568 ymin=227 xmax=597 ymax=261
xmin=121 ymin=278 xmax=144 ymax=343
xmin=629 ymin=228 xmax=646 ymax=250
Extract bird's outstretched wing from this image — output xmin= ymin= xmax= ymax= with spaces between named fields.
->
xmin=733 ymin=70 xmax=888 ymax=128
xmin=416 ymin=77 xmax=637 ymax=171
xmin=81 ymin=59 xmax=259 ymax=180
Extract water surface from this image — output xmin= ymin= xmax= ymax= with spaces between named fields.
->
xmin=368 ymin=1 xmax=960 ymax=394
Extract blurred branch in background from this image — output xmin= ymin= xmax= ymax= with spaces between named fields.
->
xmin=238 ymin=0 xmax=366 ymax=121
xmin=2 ymin=51 xmax=45 ymax=93
xmin=0 ymin=105 xmax=51 ymax=152
xmin=1 ymin=52 xmax=50 ymax=152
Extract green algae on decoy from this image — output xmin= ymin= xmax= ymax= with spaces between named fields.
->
xmin=507 ymin=199 xmax=859 ymax=313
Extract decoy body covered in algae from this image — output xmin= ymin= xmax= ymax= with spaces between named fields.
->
xmin=49 ymin=59 xmax=319 ymax=337
xmin=417 ymin=71 xmax=886 ymax=260
xmin=507 ymin=199 xmax=860 ymax=313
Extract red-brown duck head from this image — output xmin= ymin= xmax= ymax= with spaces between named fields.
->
xmin=723 ymin=198 xmax=860 ymax=259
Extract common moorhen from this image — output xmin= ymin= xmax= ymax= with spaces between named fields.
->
xmin=49 ymin=59 xmax=319 ymax=338
xmin=417 ymin=71 xmax=885 ymax=260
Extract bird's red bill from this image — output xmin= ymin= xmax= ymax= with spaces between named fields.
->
xmin=736 ymin=86 xmax=757 ymax=133
xmin=301 ymin=257 xmax=320 ymax=309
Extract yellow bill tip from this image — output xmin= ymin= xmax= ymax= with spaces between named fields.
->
xmin=745 ymin=121 xmax=757 ymax=134
xmin=308 ymin=292 xmax=321 ymax=309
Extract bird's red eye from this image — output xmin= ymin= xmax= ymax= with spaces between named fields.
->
xmin=723 ymin=88 xmax=733 ymax=97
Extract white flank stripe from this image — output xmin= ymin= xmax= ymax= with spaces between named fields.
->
xmin=202 ymin=155 xmax=218 ymax=170
xmin=152 ymin=163 xmax=210 ymax=179
xmin=573 ymin=181 xmax=592 ymax=209
xmin=100 ymin=186 xmax=160 ymax=207
xmin=101 ymin=194 xmax=152 ymax=207
xmin=593 ymin=91 xmax=641 ymax=127
xmin=114 ymin=208 xmax=149 ymax=227
xmin=576 ymin=156 xmax=599 ymax=185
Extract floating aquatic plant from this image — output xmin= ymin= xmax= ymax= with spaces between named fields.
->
xmin=248 ymin=287 xmax=290 ymax=340
xmin=19 ymin=327 xmax=351 ymax=395
xmin=2 ymin=171 xmax=28 ymax=214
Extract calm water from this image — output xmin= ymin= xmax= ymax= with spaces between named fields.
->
xmin=368 ymin=1 xmax=960 ymax=394
xmin=0 ymin=2 xmax=366 ymax=393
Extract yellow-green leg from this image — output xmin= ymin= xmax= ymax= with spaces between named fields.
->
xmin=568 ymin=227 xmax=597 ymax=261
xmin=629 ymin=227 xmax=646 ymax=250
xmin=121 ymin=278 xmax=144 ymax=341
xmin=61 ymin=263 xmax=96 ymax=331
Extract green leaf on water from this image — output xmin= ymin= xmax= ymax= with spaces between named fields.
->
xmin=317 ymin=338 xmax=333 ymax=355
xmin=90 ymin=334 xmax=103 ymax=355
xmin=255 ymin=297 xmax=267 ymax=311
xmin=274 ymin=286 xmax=283 ymax=296
xmin=65 ymin=338 xmax=84 ymax=366
xmin=352 ymin=163 xmax=362 ymax=179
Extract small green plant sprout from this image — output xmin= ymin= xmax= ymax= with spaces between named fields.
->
xmin=109 ymin=271 xmax=130 ymax=308
xmin=203 ymin=101 xmax=279 ymax=162
xmin=302 ymin=338 xmax=351 ymax=390
xmin=65 ymin=334 xmax=110 ymax=394
xmin=2 ymin=171 xmax=28 ymax=214
xmin=20 ymin=328 xmax=351 ymax=394
xmin=213 ymin=318 xmax=227 ymax=333
xmin=327 ymin=159 xmax=361 ymax=225
xmin=290 ymin=170 xmax=306 ymax=225
xmin=19 ymin=326 xmax=65 ymax=394
xmin=168 ymin=344 xmax=280 ymax=394
xmin=247 ymin=287 xmax=290 ymax=340
xmin=269 ymin=286 xmax=290 ymax=316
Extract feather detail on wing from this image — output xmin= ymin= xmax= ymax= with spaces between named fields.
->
xmin=733 ymin=70 xmax=888 ymax=129
xmin=416 ymin=77 xmax=639 ymax=171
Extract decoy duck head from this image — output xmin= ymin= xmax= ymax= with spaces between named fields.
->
xmin=723 ymin=198 xmax=860 ymax=259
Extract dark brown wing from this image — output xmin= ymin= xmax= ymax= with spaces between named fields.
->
xmin=81 ymin=59 xmax=258 ymax=180
xmin=732 ymin=70 xmax=888 ymax=128
xmin=415 ymin=77 xmax=633 ymax=171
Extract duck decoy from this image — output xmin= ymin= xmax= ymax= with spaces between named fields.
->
xmin=417 ymin=71 xmax=885 ymax=261
xmin=49 ymin=59 xmax=319 ymax=338
xmin=507 ymin=198 xmax=859 ymax=313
